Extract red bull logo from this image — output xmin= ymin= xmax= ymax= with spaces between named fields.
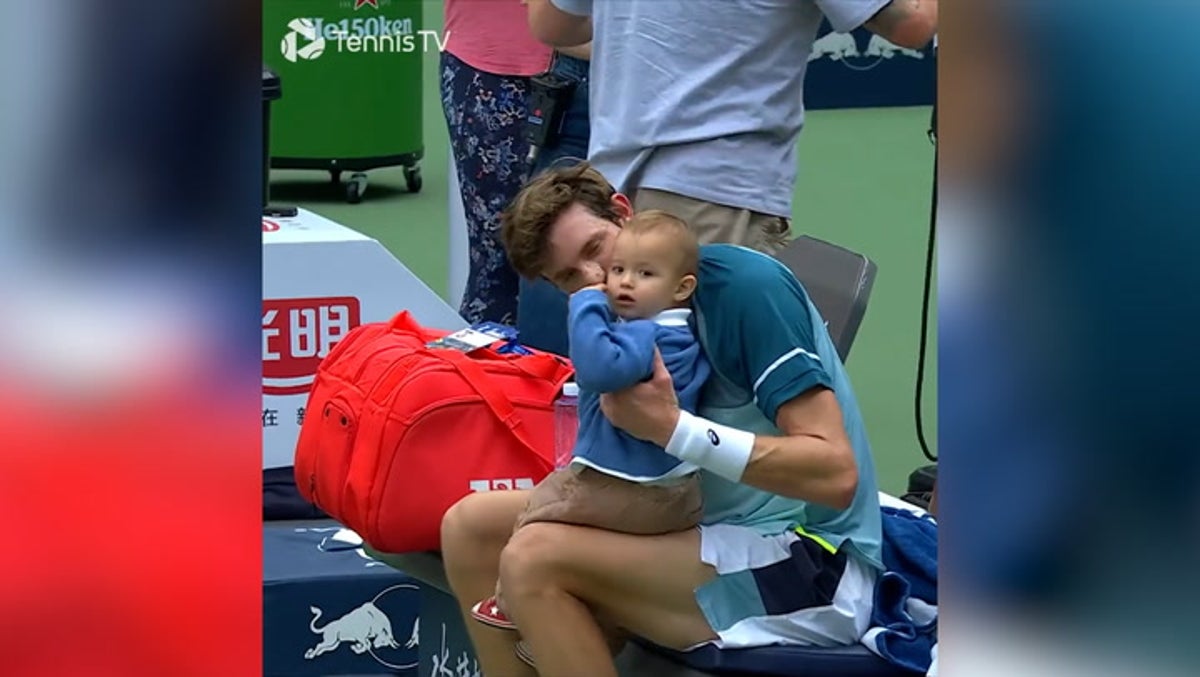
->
xmin=303 ymin=584 xmax=420 ymax=671
xmin=263 ymin=297 xmax=361 ymax=395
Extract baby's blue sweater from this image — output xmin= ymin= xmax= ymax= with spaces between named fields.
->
xmin=566 ymin=289 xmax=711 ymax=482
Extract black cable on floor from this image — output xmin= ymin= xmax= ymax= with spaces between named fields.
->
xmin=915 ymin=104 xmax=938 ymax=464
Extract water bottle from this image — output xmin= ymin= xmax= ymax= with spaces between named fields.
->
xmin=553 ymin=382 xmax=580 ymax=469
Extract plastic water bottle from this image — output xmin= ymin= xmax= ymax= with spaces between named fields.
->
xmin=553 ymin=382 xmax=580 ymax=469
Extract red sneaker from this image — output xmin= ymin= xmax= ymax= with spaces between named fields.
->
xmin=470 ymin=596 xmax=517 ymax=630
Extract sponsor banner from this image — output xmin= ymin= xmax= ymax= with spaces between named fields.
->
xmin=805 ymin=22 xmax=936 ymax=110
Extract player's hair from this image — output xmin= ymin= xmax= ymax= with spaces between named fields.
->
xmin=500 ymin=162 xmax=621 ymax=279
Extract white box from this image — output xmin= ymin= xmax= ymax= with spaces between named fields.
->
xmin=262 ymin=209 xmax=466 ymax=469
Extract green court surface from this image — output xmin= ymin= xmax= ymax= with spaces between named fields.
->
xmin=268 ymin=23 xmax=937 ymax=495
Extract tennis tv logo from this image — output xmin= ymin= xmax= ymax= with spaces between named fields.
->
xmin=280 ymin=16 xmax=449 ymax=63
xmin=281 ymin=19 xmax=327 ymax=63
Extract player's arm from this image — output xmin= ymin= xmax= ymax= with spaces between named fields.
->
xmin=688 ymin=265 xmax=858 ymax=508
xmin=602 ymin=267 xmax=858 ymax=510
xmin=863 ymin=0 xmax=938 ymax=49
xmin=638 ymin=363 xmax=858 ymax=510
xmin=734 ymin=389 xmax=858 ymax=509
xmin=527 ymin=0 xmax=594 ymax=48
xmin=568 ymin=287 xmax=657 ymax=394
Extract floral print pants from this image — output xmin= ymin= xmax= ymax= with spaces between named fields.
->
xmin=441 ymin=51 xmax=532 ymax=326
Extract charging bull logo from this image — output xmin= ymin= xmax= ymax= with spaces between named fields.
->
xmin=864 ymin=34 xmax=925 ymax=60
xmin=809 ymin=31 xmax=926 ymax=70
xmin=263 ymin=296 xmax=361 ymax=395
xmin=305 ymin=602 xmax=398 ymax=659
xmin=809 ymin=32 xmax=860 ymax=61
xmin=303 ymin=583 xmax=420 ymax=670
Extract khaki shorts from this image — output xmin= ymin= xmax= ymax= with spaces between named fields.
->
xmin=633 ymin=188 xmax=792 ymax=255
xmin=514 ymin=467 xmax=703 ymax=536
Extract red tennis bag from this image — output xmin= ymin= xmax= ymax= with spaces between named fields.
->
xmin=294 ymin=311 xmax=573 ymax=553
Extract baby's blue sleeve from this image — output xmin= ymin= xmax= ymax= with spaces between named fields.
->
xmin=567 ymin=289 xmax=658 ymax=393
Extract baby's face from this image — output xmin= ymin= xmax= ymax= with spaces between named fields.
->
xmin=605 ymin=230 xmax=690 ymax=319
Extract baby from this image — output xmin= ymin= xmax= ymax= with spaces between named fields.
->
xmin=472 ymin=210 xmax=712 ymax=629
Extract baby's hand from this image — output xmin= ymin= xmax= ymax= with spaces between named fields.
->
xmin=580 ymin=282 xmax=607 ymax=294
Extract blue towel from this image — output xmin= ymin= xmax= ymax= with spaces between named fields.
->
xmin=862 ymin=506 xmax=939 ymax=674
xmin=881 ymin=506 xmax=937 ymax=604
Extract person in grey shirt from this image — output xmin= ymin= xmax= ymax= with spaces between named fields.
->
xmin=527 ymin=0 xmax=937 ymax=253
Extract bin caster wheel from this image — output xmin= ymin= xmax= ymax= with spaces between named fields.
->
xmin=330 ymin=169 xmax=342 ymax=185
xmin=345 ymin=172 xmax=367 ymax=204
xmin=404 ymin=167 xmax=422 ymax=193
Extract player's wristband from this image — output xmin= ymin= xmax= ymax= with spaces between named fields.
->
xmin=664 ymin=410 xmax=755 ymax=482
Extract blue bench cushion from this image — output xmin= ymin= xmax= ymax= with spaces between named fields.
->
xmin=640 ymin=638 xmax=921 ymax=677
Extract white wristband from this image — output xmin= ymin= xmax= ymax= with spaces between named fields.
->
xmin=664 ymin=410 xmax=755 ymax=483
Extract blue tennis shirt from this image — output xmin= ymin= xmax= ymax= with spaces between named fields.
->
xmin=691 ymin=244 xmax=883 ymax=570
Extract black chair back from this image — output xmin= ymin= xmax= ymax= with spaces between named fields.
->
xmin=774 ymin=235 xmax=878 ymax=363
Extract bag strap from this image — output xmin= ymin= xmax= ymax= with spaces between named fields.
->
xmin=424 ymin=350 xmax=554 ymax=468
xmin=506 ymin=352 xmax=573 ymax=384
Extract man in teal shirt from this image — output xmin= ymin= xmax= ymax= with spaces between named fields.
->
xmin=441 ymin=163 xmax=884 ymax=676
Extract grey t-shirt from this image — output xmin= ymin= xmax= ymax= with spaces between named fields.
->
xmin=550 ymin=0 xmax=889 ymax=217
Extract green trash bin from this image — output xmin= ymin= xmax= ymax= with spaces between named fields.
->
xmin=263 ymin=0 xmax=426 ymax=203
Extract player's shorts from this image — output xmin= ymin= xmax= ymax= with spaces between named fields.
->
xmin=690 ymin=522 xmax=877 ymax=649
